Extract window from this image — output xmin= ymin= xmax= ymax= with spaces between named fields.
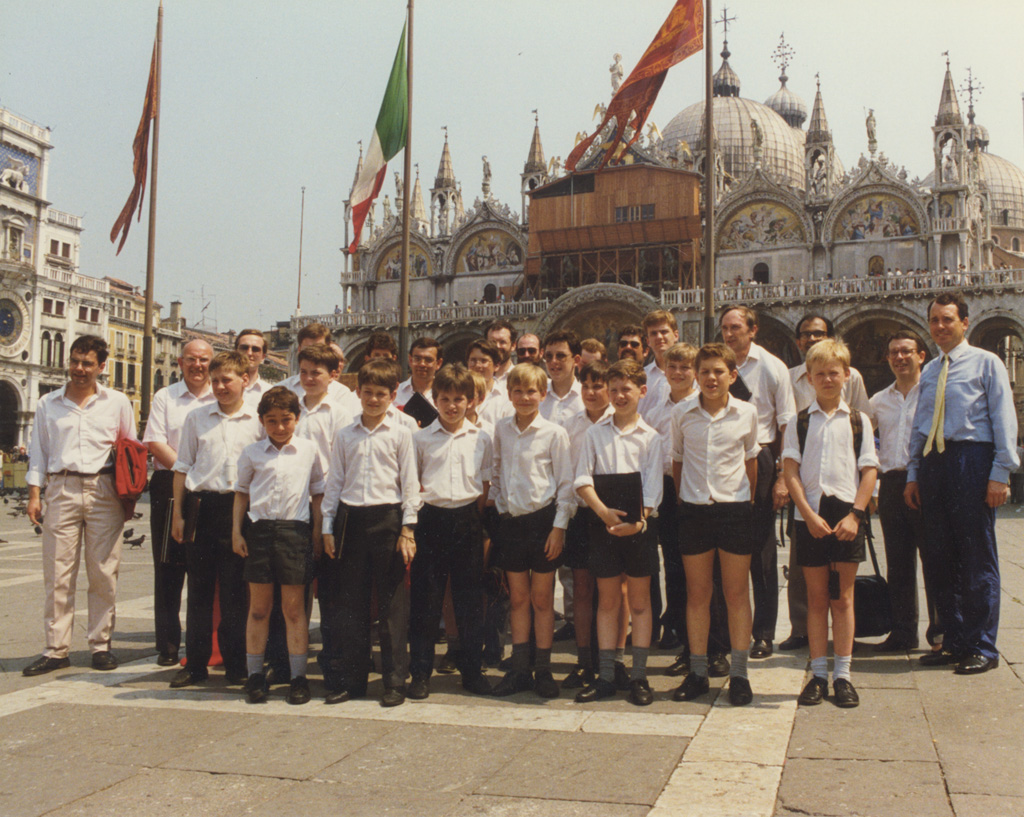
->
xmin=753 ymin=263 xmax=770 ymax=284
xmin=79 ymin=305 xmax=88 ymax=321
xmin=154 ymin=369 xmax=164 ymax=390
xmin=115 ymin=331 xmax=124 ymax=349
xmin=43 ymin=298 xmax=53 ymax=314
xmin=41 ymin=331 xmax=52 ymax=367
xmin=614 ymin=204 xmax=655 ymax=223
xmin=50 ymin=239 xmax=59 ymax=255
xmin=54 ymin=333 xmax=64 ymax=367
xmin=55 ymin=301 xmax=64 ymax=316
xmin=127 ymin=335 xmax=136 ymax=352
xmin=1014 ymin=238 xmax=1021 ymax=253
xmin=79 ymin=306 xmax=99 ymax=323
xmin=127 ymin=364 xmax=136 ymax=389
xmin=91 ymin=308 xmax=99 ymax=323
xmin=114 ymin=361 xmax=124 ymax=388
xmin=62 ymin=242 xmax=70 ymax=258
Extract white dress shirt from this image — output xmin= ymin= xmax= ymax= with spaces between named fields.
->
xmin=281 ymin=374 xmax=360 ymax=413
xmin=491 ymin=413 xmax=575 ymax=529
xmin=574 ymin=414 xmax=665 ymax=511
xmin=235 ymin=436 xmax=326 ymax=523
xmin=478 ymin=381 xmax=514 ymax=428
xmin=295 ymin=395 xmax=353 ymax=477
xmin=243 ymin=376 xmax=270 ymax=408
xmin=561 ymin=406 xmax=614 ymax=506
xmin=395 ymin=378 xmax=436 ymax=410
xmin=172 ymin=403 xmax=263 ymax=493
xmin=870 ymin=381 xmax=920 ymax=473
xmin=27 ymin=385 xmax=137 ymax=486
xmin=642 ymin=387 xmax=695 ymax=475
xmin=790 ymin=363 xmax=872 ymax=419
xmin=539 ymin=379 xmax=583 ymax=427
xmin=389 ymin=404 xmax=421 ymax=432
xmin=142 ymin=380 xmax=216 ymax=470
xmin=638 ymin=360 xmax=668 ymax=415
xmin=414 ymin=419 xmax=493 ymax=509
xmin=737 ymin=342 xmax=796 ymax=445
xmin=781 ymin=400 xmax=879 ymax=521
xmin=670 ymin=395 xmax=760 ymax=504
xmin=321 ymin=413 xmax=418 ymax=532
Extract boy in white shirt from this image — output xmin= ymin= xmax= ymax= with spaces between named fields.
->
xmin=320 ymin=359 xmax=418 ymax=707
xmin=232 ymin=387 xmax=324 ymax=705
xmin=574 ymin=360 xmax=664 ymax=706
xmin=169 ymin=352 xmax=262 ymax=688
xmin=408 ymin=364 xmax=494 ymax=699
xmin=783 ymin=339 xmax=878 ymax=709
xmin=670 ymin=343 xmax=760 ymax=706
xmin=540 ymin=330 xmax=583 ymax=425
xmin=468 ymin=338 xmax=513 ymax=428
xmin=489 ymin=364 xmax=575 ymax=699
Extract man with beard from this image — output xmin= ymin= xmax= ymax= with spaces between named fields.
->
xmin=486 ymin=319 xmax=517 ymax=385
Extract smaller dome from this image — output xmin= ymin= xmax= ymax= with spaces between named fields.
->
xmin=764 ymin=74 xmax=807 ymax=130
xmin=713 ymin=44 xmax=741 ymax=98
xmin=966 ymin=122 xmax=989 ymax=152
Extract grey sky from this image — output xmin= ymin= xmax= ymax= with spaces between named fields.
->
xmin=2 ymin=1 xmax=1022 ymax=331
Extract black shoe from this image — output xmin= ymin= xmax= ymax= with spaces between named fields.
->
xmin=798 ymin=676 xmax=828 ymax=706
xmin=728 ymin=676 xmax=753 ymax=706
xmin=919 ymin=649 xmax=959 ymax=666
xmin=498 ymin=656 xmax=514 ymax=671
xmin=245 ymin=673 xmax=268 ymax=704
xmin=408 ymin=675 xmax=430 ymax=700
xmin=575 ymin=678 xmax=617 ymax=703
xmin=628 ymin=678 xmax=654 ymax=706
xmin=665 ymin=651 xmax=691 ymax=677
xmin=553 ymin=622 xmax=576 ymax=642
xmin=492 ymin=670 xmax=533 ymax=697
xmin=156 ymin=652 xmax=179 ymax=667
xmin=534 ymin=668 xmax=559 ymax=699
xmin=614 ymin=660 xmax=631 ymax=690
xmin=749 ymin=639 xmax=773 ymax=659
xmin=264 ymin=665 xmax=291 ymax=686
xmin=832 ymin=678 xmax=860 ymax=708
xmin=708 ymin=653 xmax=730 ymax=677
xmin=461 ymin=673 xmax=492 ymax=696
xmin=672 ymin=672 xmax=709 ymax=702
xmin=658 ymin=628 xmax=683 ymax=651
xmin=169 ymin=667 xmax=208 ymax=688
xmin=381 ymin=685 xmax=406 ymax=707
xmin=954 ymin=653 xmax=999 ymax=675
xmin=436 ymin=651 xmax=458 ymax=674
xmin=91 ymin=651 xmax=119 ymax=671
xmin=873 ymin=635 xmax=919 ymax=653
xmin=287 ymin=676 xmax=311 ymax=705
xmin=324 ymin=689 xmax=353 ymax=705
xmin=23 ymin=655 xmax=70 ymax=677
xmin=779 ymin=634 xmax=809 ymax=651
xmin=562 ymin=664 xmax=594 ymax=689
xmin=225 ymin=670 xmax=248 ymax=686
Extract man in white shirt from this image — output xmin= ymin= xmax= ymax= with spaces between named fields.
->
xmin=638 ymin=309 xmax=679 ymax=415
xmin=720 ymin=306 xmax=797 ymax=661
xmin=143 ymin=338 xmax=216 ymax=665
xmin=394 ymin=336 xmax=442 ymax=410
xmin=24 ymin=335 xmax=137 ymax=676
xmin=539 ymin=330 xmax=584 ymax=426
xmin=486 ymin=319 xmax=517 ymax=384
xmin=515 ymin=333 xmax=542 ymax=366
xmin=236 ymin=328 xmax=269 ymax=406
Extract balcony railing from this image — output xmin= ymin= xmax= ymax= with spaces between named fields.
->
xmin=41 ymin=265 xmax=108 ymax=293
xmin=294 ymin=299 xmax=551 ymax=330
xmin=0 ymin=108 xmax=50 ymax=142
xmin=46 ymin=209 xmax=82 ymax=230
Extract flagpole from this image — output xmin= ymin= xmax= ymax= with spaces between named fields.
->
xmin=141 ymin=1 xmax=162 ymax=429
xmin=296 ymin=186 xmax=305 ymax=317
xmin=702 ymin=0 xmax=715 ymax=343
xmin=398 ymin=0 xmax=414 ymax=377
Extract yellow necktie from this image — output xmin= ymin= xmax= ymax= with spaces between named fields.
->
xmin=923 ymin=355 xmax=949 ymax=456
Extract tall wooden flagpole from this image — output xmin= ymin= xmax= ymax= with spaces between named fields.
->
xmin=702 ymin=0 xmax=715 ymax=342
xmin=141 ymin=1 xmax=163 ymax=428
xmin=398 ymin=0 xmax=414 ymax=377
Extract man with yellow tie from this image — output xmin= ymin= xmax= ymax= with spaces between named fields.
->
xmin=905 ymin=293 xmax=1019 ymax=675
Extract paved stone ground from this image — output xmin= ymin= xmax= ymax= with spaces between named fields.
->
xmin=0 ymin=492 xmax=1021 ymax=816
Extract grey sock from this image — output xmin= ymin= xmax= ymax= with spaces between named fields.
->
xmin=535 ymin=647 xmax=552 ymax=671
xmin=833 ymin=654 xmax=852 ymax=682
xmin=246 ymin=653 xmax=264 ymax=677
xmin=730 ymin=649 xmax=749 ymax=679
xmin=811 ymin=656 xmax=828 ymax=680
xmin=511 ymin=642 xmax=530 ymax=674
xmin=630 ymin=647 xmax=649 ymax=681
xmin=598 ymin=649 xmax=616 ymax=683
xmin=690 ymin=653 xmax=708 ymax=679
xmin=289 ymin=653 xmax=307 ymax=679
xmin=615 ymin=647 xmax=626 ymax=663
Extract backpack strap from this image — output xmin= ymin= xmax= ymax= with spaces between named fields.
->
xmin=797 ymin=405 xmax=863 ymax=459
xmin=796 ymin=408 xmax=811 ymax=455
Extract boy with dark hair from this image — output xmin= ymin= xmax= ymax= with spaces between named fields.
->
xmin=232 ymin=386 xmax=324 ymax=705
xmin=320 ymin=359 xmax=419 ymax=707
xmin=169 ymin=351 xmax=262 ymax=688
xmin=365 ymin=331 xmax=399 ymax=361
xmin=396 ymin=336 xmax=443 ymax=409
xmin=468 ymin=338 xmax=512 ymax=427
xmin=540 ymin=330 xmax=583 ymax=425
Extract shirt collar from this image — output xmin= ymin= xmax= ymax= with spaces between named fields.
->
xmin=213 ymin=402 xmax=254 ymax=420
xmin=945 ymin=339 xmax=969 ymax=362
xmin=429 ymin=417 xmax=476 ymax=437
xmin=260 ymin=436 xmax=297 ymax=454
xmin=59 ymin=383 xmax=103 ymax=409
xmin=809 ymin=398 xmax=850 ymax=416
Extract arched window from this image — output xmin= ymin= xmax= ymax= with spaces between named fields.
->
xmin=40 ymin=331 xmax=52 ymax=367
xmin=1014 ymin=237 xmax=1021 ymax=253
xmin=483 ymin=283 xmax=497 ymax=303
xmin=154 ymin=369 xmax=165 ymax=390
xmin=753 ymin=263 xmax=769 ymax=284
xmin=868 ymin=255 xmax=885 ymax=277
xmin=54 ymin=333 xmax=65 ymax=368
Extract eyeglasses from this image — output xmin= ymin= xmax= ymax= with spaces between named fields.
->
xmin=544 ymin=351 xmax=570 ymax=361
xmin=618 ymin=340 xmax=642 ymax=348
xmin=887 ymin=349 xmax=918 ymax=358
xmin=237 ymin=344 xmax=264 ymax=352
xmin=798 ymin=330 xmax=828 ymax=340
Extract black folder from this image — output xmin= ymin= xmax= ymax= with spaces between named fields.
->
xmin=593 ymin=472 xmax=644 ymax=525
xmin=729 ymin=372 xmax=753 ymax=402
xmin=402 ymin=391 xmax=439 ymax=428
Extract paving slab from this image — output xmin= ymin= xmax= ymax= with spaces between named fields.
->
xmin=949 ymin=793 xmax=1024 ymax=817
xmin=843 ymin=653 xmax=918 ymax=688
xmin=684 ymin=698 xmax=797 ymax=766
xmin=775 ymin=759 xmax=952 ymax=817
xmin=787 ymin=688 xmax=936 ymax=761
xmin=651 ymin=761 xmax=781 ymax=817
xmin=163 ymin=716 xmax=397 ymax=780
xmin=0 ymin=753 xmax=135 ymax=817
xmin=451 ymin=795 xmax=649 ymax=816
xmin=477 ymin=731 xmax=686 ymax=805
xmin=248 ymin=781 xmax=463 ymax=817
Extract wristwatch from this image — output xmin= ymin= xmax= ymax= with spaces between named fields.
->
xmin=851 ymin=507 xmax=867 ymax=522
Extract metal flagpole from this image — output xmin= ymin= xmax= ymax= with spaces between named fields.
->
xmin=140 ymin=0 xmax=162 ymax=429
xmin=296 ymin=186 xmax=305 ymax=316
xmin=702 ymin=0 xmax=715 ymax=343
xmin=398 ymin=0 xmax=414 ymax=378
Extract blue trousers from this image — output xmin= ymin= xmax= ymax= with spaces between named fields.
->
xmin=918 ymin=441 xmax=1000 ymax=660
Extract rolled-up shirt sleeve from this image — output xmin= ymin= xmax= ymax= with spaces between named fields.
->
xmin=781 ymin=418 xmax=801 ymax=465
xmin=397 ymin=427 xmax=419 ymax=527
xmin=25 ymin=403 xmax=49 ymax=487
xmin=642 ymin=433 xmax=664 ymax=510
xmin=552 ymin=426 xmax=576 ymax=529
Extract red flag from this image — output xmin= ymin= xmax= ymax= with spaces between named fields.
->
xmin=566 ymin=0 xmax=703 ymax=173
xmin=110 ymin=40 xmax=157 ymax=255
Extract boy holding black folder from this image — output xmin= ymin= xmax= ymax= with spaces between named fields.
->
xmin=573 ymin=360 xmax=664 ymax=706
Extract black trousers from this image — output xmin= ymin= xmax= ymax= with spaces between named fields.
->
xmin=749 ymin=446 xmax=779 ymax=641
xmin=184 ymin=492 xmax=248 ymax=677
xmin=318 ymin=503 xmax=408 ymax=693
xmin=878 ymin=470 xmax=939 ymax=644
xmin=656 ymin=476 xmax=687 ymax=642
xmin=149 ymin=470 xmax=186 ymax=657
xmin=409 ymin=503 xmax=485 ymax=678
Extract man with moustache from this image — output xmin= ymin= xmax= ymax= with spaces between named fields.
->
xmin=143 ymin=339 xmax=217 ymax=665
xmin=486 ymin=319 xmax=517 ymax=384
xmin=616 ymin=325 xmax=646 ymax=364
xmin=395 ymin=337 xmax=443 ymax=409
xmin=235 ymin=329 xmax=269 ymax=407
xmin=516 ymin=333 xmax=542 ymax=366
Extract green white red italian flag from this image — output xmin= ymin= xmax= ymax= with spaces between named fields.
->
xmin=348 ymin=22 xmax=408 ymax=254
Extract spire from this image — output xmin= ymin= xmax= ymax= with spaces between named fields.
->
xmin=349 ymin=140 xmax=363 ymax=196
xmin=712 ymin=7 xmax=740 ymax=98
xmin=524 ymin=110 xmax=546 ymax=174
xmin=434 ymin=126 xmax=456 ymax=188
xmin=935 ymin=53 xmax=962 ymax=127
xmin=960 ymin=67 xmax=989 ymax=152
xmin=806 ymin=74 xmax=830 ymax=143
xmin=411 ymin=164 xmax=427 ymax=225
xmin=764 ymin=34 xmax=806 ymax=128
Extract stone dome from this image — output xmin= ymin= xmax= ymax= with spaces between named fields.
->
xmin=661 ymin=96 xmax=807 ymax=190
xmin=923 ymin=152 xmax=1024 ymax=229
xmin=764 ymin=76 xmax=807 ymax=129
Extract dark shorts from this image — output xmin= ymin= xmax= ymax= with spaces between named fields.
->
xmin=588 ymin=517 xmax=658 ymax=579
xmin=493 ymin=502 xmax=562 ymax=574
xmin=678 ymin=501 xmax=754 ymax=556
xmin=562 ymin=511 xmax=593 ymax=571
xmin=243 ymin=519 xmax=314 ymax=585
xmin=794 ymin=495 xmax=866 ymax=567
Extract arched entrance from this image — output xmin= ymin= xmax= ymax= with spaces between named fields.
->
xmin=0 ymin=380 xmax=19 ymax=449
xmin=753 ymin=263 xmax=770 ymax=284
xmin=535 ymin=284 xmax=658 ymax=352
xmin=971 ymin=316 xmax=1024 ymax=400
